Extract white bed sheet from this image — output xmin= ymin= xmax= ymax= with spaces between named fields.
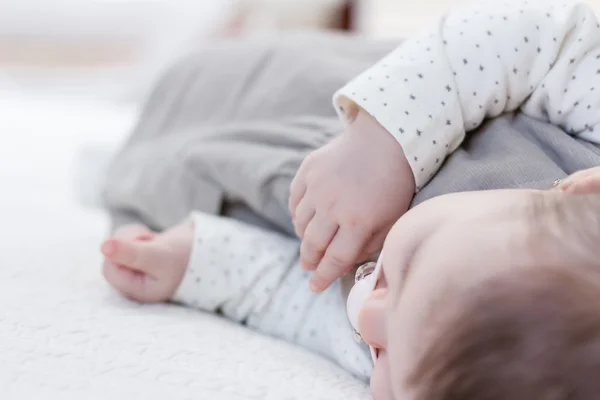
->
xmin=0 ymin=92 xmax=369 ymax=400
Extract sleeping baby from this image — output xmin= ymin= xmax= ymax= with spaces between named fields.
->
xmin=101 ymin=0 xmax=600 ymax=398
xmin=101 ymin=172 xmax=600 ymax=400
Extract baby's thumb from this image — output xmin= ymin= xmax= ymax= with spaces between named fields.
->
xmin=103 ymin=239 xmax=166 ymax=277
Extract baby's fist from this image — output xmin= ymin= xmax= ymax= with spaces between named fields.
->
xmin=101 ymin=222 xmax=193 ymax=303
xmin=289 ymin=109 xmax=415 ymax=292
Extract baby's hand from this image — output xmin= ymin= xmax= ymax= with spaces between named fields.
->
xmin=289 ymin=110 xmax=415 ymax=292
xmin=556 ymin=166 xmax=600 ymax=194
xmin=101 ymin=221 xmax=193 ymax=303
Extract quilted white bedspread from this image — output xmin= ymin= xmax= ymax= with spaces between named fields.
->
xmin=0 ymin=93 xmax=369 ymax=399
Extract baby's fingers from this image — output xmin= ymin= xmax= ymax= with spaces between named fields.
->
xmin=300 ymin=215 xmax=338 ymax=271
xmin=103 ymin=259 xmax=156 ymax=302
xmin=309 ymin=228 xmax=369 ymax=292
xmin=114 ymin=224 xmax=155 ymax=241
xmin=289 ymin=162 xmax=309 ymax=219
xmin=564 ymin=175 xmax=600 ymax=193
xmin=293 ymin=198 xmax=316 ymax=239
xmin=101 ymin=238 xmax=164 ymax=276
xmin=557 ymin=166 xmax=600 ymax=194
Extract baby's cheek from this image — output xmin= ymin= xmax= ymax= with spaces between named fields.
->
xmin=370 ymin=351 xmax=395 ymax=400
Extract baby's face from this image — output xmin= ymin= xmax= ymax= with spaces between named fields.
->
xmin=359 ymin=189 xmax=555 ymax=399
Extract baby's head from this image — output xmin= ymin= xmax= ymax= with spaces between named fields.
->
xmin=411 ymin=265 xmax=600 ymax=400
xmin=359 ymin=188 xmax=600 ymax=400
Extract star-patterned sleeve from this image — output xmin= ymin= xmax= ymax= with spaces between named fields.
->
xmin=172 ymin=211 xmax=299 ymax=322
xmin=172 ymin=213 xmax=374 ymax=380
xmin=334 ymin=0 xmax=600 ymax=190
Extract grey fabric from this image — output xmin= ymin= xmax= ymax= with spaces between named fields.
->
xmin=104 ymin=32 xmax=398 ymax=233
xmin=414 ymin=114 xmax=600 ymax=204
xmin=103 ymin=32 xmax=600 ymax=234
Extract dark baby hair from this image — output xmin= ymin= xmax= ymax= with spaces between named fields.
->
xmin=408 ymin=193 xmax=600 ymax=400
xmin=409 ymin=264 xmax=600 ymax=400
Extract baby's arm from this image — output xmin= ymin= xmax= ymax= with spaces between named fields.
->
xmin=158 ymin=214 xmax=374 ymax=378
xmin=174 ymin=213 xmax=372 ymax=379
xmin=335 ymin=0 xmax=600 ymax=190
xmin=101 ymin=217 xmax=372 ymax=378
xmin=101 ymin=213 xmax=298 ymax=308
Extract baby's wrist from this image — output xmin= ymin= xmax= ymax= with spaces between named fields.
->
xmin=170 ymin=211 xmax=237 ymax=306
xmin=351 ymin=108 xmax=416 ymax=193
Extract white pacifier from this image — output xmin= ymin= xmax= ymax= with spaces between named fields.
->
xmin=346 ymin=255 xmax=384 ymax=362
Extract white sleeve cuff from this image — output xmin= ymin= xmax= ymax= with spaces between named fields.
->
xmin=171 ymin=212 xmax=237 ymax=311
xmin=172 ymin=211 xmax=300 ymax=317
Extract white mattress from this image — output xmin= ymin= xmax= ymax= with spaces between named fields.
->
xmin=0 ymin=92 xmax=369 ymax=399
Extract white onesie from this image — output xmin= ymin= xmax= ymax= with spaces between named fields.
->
xmin=173 ymin=212 xmax=373 ymax=380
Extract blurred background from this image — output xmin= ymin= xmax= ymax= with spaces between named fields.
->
xmin=1 ymin=0 xmax=530 ymax=106
xmin=3 ymin=0 xmax=600 ymax=107
xmin=2 ymin=0 xmax=600 ymax=109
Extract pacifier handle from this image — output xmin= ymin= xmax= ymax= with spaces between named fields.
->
xmin=347 ymin=265 xmax=376 ymax=331
xmin=346 ymin=256 xmax=384 ymax=362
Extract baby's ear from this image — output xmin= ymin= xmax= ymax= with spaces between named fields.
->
xmin=556 ymin=166 xmax=600 ymax=194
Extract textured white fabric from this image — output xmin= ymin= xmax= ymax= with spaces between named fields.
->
xmin=334 ymin=0 xmax=600 ymax=190
xmin=174 ymin=212 xmax=373 ymax=380
xmin=0 ymin=92 xmax=370 ymax=400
